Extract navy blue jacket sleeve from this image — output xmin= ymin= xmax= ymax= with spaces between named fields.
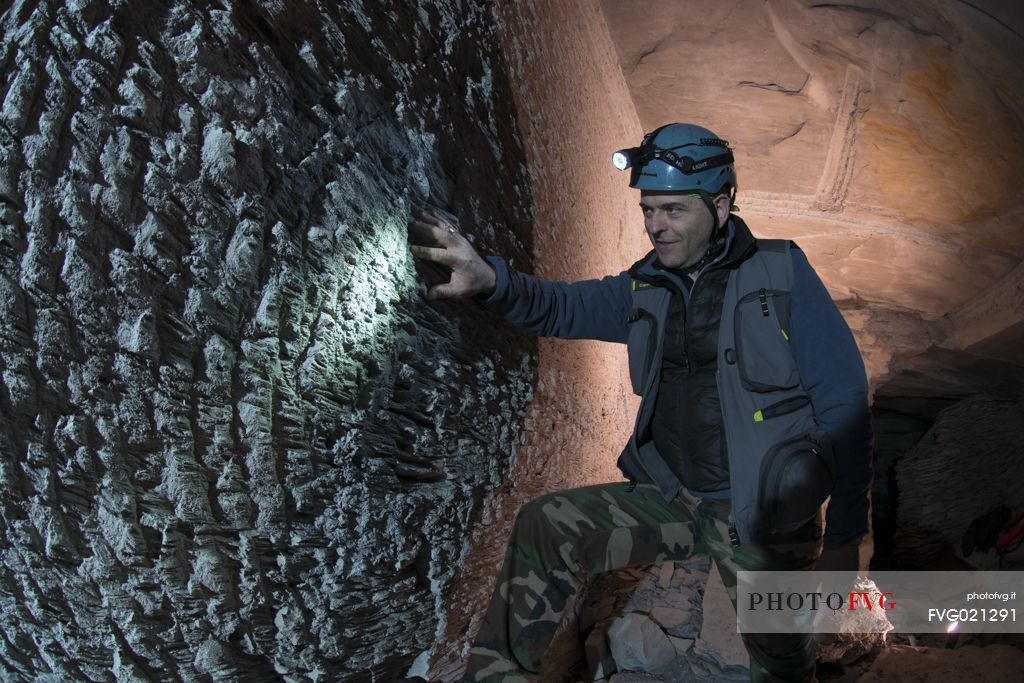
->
xmin=789 ymin=248 xmax=873 ymax=549
xmin=480 ymin=256 xmax=632 ymax=343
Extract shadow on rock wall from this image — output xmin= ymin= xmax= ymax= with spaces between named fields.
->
xmin=0 ymin=0 xmax=536 ymax=679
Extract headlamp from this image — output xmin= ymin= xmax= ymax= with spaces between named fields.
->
xmin=611 ymin=149 xmax=637 ymax=171
xmin=611 ymin=139 xmax=734 ymax=185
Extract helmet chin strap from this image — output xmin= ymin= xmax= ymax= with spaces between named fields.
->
xmin=688 ymin=190 xmax=727 ymax=273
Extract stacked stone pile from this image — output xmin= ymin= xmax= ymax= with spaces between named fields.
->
xmin=575 ymin=560 xmax=897 ymax=683
xmin=577 ymin=559 xmax=749 ymax=683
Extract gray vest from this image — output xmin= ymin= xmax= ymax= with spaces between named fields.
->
xmin=620 ymin=240 xmax=834 ymax=545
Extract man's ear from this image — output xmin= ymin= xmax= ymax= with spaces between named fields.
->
xmin=713 ymin=193 xmax=731 ymax=228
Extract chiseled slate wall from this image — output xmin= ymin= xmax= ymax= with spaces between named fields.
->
xmin=0 ymin=1 xmax=537 ymax=679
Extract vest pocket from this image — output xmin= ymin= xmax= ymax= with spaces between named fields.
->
xmin=734 ymin=289 xmax=798 ymax=392
xmin=757 ymin=433 xmax=834 ymax=535
xmin=753 ymin=395 xmax=810 ymax=423
xmin=627 ymin=308 xmax=657 ymax=395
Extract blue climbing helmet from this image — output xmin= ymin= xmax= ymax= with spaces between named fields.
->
xmin=612 ymin=123 xmax=737 ymax=194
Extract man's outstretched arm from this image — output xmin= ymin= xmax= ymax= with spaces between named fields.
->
xmin=409 ymin=211 xmax=632 ymax=343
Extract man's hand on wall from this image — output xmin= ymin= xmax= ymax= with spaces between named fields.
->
xmin=409 ymin=211 xmax=497 ymax=300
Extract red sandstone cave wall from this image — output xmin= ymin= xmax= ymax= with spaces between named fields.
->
xmin=424 ymin=0 xmax=648 ymax=679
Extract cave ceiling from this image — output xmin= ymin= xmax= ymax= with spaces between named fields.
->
xmin=599 ymin=0 xmax=1024 ymax=395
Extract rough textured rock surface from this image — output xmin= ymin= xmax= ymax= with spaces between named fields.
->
xmin=599 ymin=0 xmax=1024 ymax=396
xmin=0 ymin=1 xmax=537 ymax=680
xmin=869 ymin=396 xmax=957 ymax=568
xmin=894 ymin=396 xmax=1024 ymax=569
xmin=607 ymin=613 xmax=677 ymax=674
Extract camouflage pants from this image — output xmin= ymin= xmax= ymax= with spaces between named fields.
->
xmin=463 ymin=482 xmax=822 ymax=683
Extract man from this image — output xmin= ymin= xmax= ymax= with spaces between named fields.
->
xmin=408 ymin=123 xmax=871 ymax=682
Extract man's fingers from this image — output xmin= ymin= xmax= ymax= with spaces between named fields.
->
xmin=409 ymin=213 xmax=459 ymax=245
xmin=410 ymin=244 xmax=459 ymax=267
xmin=426 ymin=283 xmax=448 ymax=300
xmin=426 ymin=282 xmax=463 ymax=300
xmin=408 ymin=211 xmax=491 ymax=300
xmin=408 ymin=218 xmax=443 ymax=241
xmin=417 ymin=209 xmax=444 ymax=225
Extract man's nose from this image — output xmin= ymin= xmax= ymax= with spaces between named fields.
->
xmin=647 ymin=211 xmax=666 ymax=235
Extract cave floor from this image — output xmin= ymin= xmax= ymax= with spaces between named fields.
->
xmin=573 ymin=567 xmax=1024 ymax=683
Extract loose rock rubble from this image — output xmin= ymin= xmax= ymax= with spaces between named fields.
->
xmin=579 ymin=559 xmax=749 ymax=683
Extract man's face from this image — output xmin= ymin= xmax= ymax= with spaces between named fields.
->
xmin=639 ymin=193 xmax=716 ymax=270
